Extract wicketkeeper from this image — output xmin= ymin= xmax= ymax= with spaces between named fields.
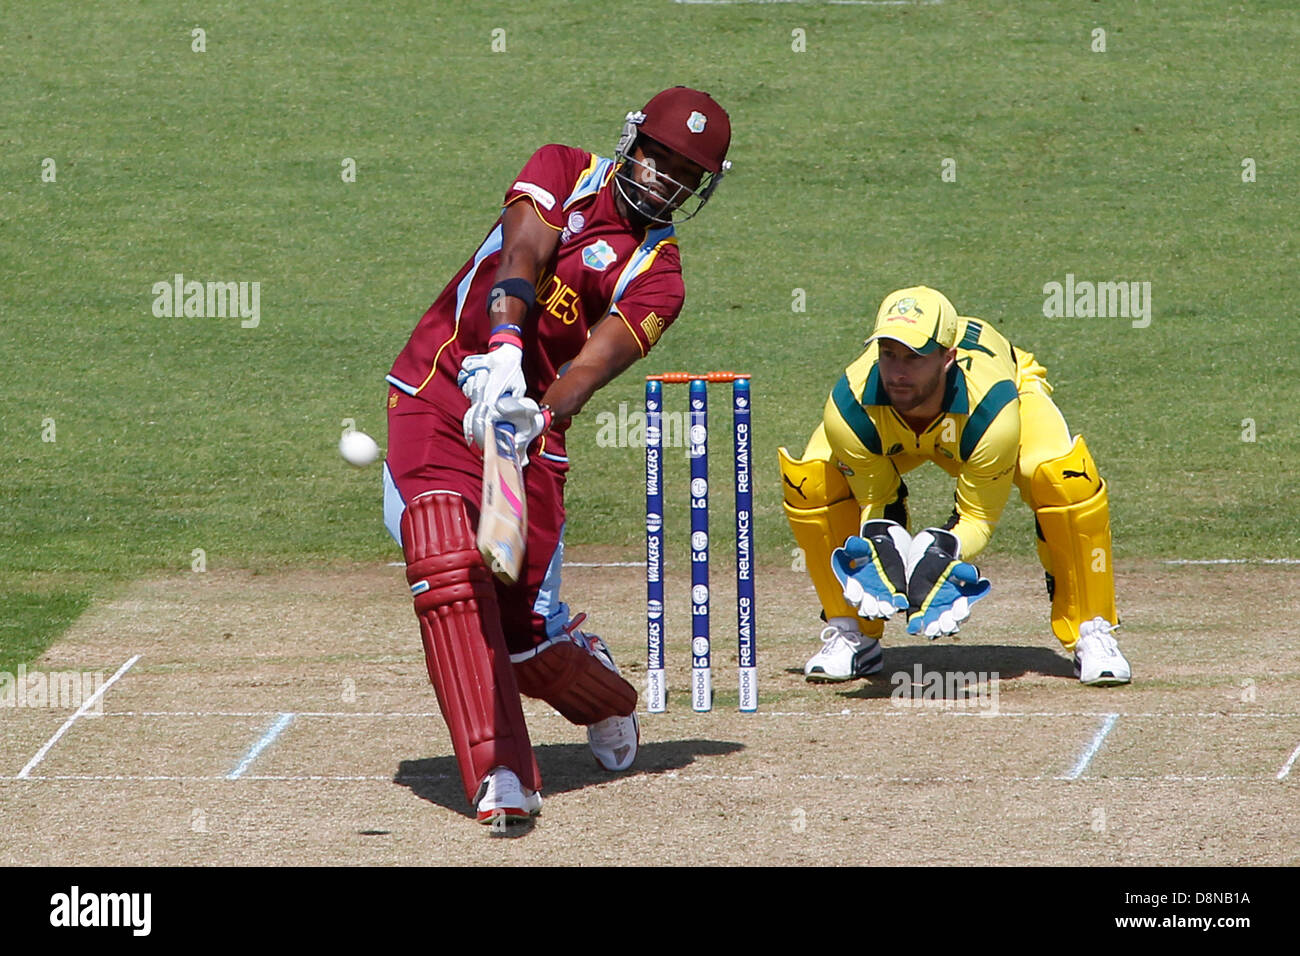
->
xmin=383 ymin=88 xmax=731 ymax=826
xmin=780 ymin=286 xmax=1131 ymax=686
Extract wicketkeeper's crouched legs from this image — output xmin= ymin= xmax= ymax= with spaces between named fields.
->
xmin=779 ymin=424 xmax=906 ymax=638
xmin=1025 ymin=437 xmax=1118 ymax=650
xmin=1015 ymin=372 xmax=1118 ymax=650
xmin=401 ymin=490 xmax=541 ymax=803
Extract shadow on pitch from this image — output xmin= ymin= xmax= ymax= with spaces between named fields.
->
xmin=828 ymin=643 xmax=1075 ymax=700
xmin=395 ymin=738 xmax=743 ymax=820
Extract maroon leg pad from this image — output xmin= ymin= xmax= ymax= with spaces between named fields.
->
xmin=401 ymin=491 xmax=541 ymax=804
xmin=514 ymin=643 xmax=638 ymax=726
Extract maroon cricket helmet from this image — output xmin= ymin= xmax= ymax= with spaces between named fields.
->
xmin=613 ymin=87 xmax=732 ymax=224
xmin=635 ymin=86 xmax=731 ymax=174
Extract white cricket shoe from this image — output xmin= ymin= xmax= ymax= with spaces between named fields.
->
xmin=588 ymin=711 xmax=640 ymax=771
xmin=565 ymin=613 xmax=641 ymax=771
xmin=1074 ymin=617 xmax=1131 ymax=686
xmin=804 ymin=620 xmax=884 ymax=683
xmin=474 ymin=766 xmax=542 ymax=825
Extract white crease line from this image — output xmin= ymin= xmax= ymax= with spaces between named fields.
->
xmin=399 ymin=556 xmax=1297 ymax=568
xmin=1163 ymin=558 xmax=1300 ymax=565
xmin=7 ymin=774 xmax=408 ymax=783
xmin=227 ymin=713 xmax=295 ymax=780
xmin=71 ymin=709 xmax=1300 ymax=719
xmin=15 ymin=655 xmax=141 ymax=780
xmin=651 ymin=772 xmax=1260 ymax=784
xmin=1063 ymin=713 xmax=1119 ymax=780
xmin=1277 ymin=741 xmax=1300 ymax=781
xmin=873 ymin=711 xmax=1300 ymax=719
xmin=4 ymin=771 xmax=1271 ymax=784
xmin=116 ymin=711 xmax=447 ymax=718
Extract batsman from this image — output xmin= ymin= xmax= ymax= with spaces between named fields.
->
xmin=382 ymin=88 xmax=732 ymax=827
xmin=781 ymin=286 xmax=1131 ymax=686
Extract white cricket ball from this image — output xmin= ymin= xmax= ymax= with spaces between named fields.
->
xmin=339 ymin=430 xmax=380 ymax=467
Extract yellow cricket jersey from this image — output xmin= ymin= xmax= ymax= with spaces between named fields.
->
xmin=823 ymin=316 xmax=1028 ymax=558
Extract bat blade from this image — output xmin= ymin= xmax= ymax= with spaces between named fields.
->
xmin=477 ymin=420 xmax=528 ymax=583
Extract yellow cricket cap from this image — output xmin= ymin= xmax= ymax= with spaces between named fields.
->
xmin=866 ymin=286 xmax=960 ymax=355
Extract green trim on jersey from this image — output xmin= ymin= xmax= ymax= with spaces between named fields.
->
xmin=960 ymin=379 xmax=1019 ymax=460
xmin=958 ymin=319 xmax=997 ymax=357
xmin=863 ymin=365 xmax=889 ymax=405
xmin=941 ymin=365 xmax=971 ymax=415
xmin=832 ymin=374 xmax=883 ymax=455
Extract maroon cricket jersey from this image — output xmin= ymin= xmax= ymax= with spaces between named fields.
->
xmin=387 ymin=145 xmax=685 ymax=459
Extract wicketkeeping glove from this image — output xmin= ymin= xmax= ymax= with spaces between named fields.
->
xmin=904 ymin=528 xmax=991 ymax=639
xmin=830 ymin=519 xmax=912 ymax=619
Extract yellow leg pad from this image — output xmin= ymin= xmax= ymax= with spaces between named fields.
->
xmin=784 ymin=497 xmax=861 ymax=620
xmin=779 ymin=444 xmax=861 ymax=620
xmin=780 ymin=444 xmax=888 ymax=630
xmin=778 ymin=443 xmax=852 ymax=509
xmin=1034 ymin=481 xmax=1117 ymax=650
xmin=1030 ymin=435 xmax=1102 ymax=508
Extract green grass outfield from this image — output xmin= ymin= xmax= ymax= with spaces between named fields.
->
xmin=3 ymin=0 xmax=1297 ymax=671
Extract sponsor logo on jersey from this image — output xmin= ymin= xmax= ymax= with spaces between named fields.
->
xmin=582 ymin=239 xmax=618 ymax=271
xmin=836 ymin=461 xmax=855 ymax=476
xmin=512 ymin=180 xmax=556 ymax=210
xmin=687 ymin=111 xmax=707 ymax=134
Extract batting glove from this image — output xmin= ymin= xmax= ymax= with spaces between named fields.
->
xmin=463 ymin=395 xmax=552 ymax=461
xmin=830 ymin=519 xmax=911 ymax=619
xmin=458 ymin=342 xmax=526 ymax=407
xmin=904 ymin=528 xmax=991 ymax=639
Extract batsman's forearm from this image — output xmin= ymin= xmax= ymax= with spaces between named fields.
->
xmin=540 ymin=365 xmax=607 ymax=420
xmin=489 ymin=258 xmax=539 ymax=329
xmin=539 ymin=312 xmax=643 ymax=419
xmin=488 ymin=289 xmax=530 ymax=327
xmin=493 ymin=249 xmax=541 ymax=290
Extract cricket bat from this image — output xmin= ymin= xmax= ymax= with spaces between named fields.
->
xmin=477 ymin=420 xmax=528 ymax=583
